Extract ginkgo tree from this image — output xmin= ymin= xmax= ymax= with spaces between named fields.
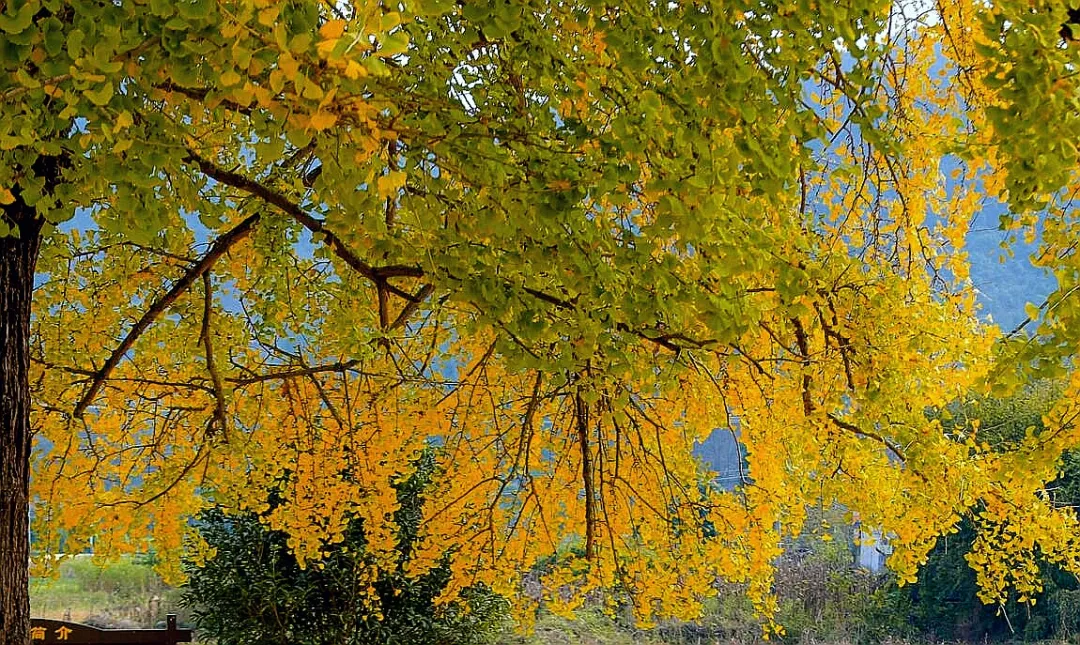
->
xmin=4 ymin=0 xmax=1080 ymax=643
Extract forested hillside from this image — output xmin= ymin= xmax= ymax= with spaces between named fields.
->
xmin=968 ymin=210 xmax=1056 ymax=332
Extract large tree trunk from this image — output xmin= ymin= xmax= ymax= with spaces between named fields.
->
xmin=0 ymin=207 xmax=43 ymax=645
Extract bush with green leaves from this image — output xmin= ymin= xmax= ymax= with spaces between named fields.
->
xmin=182 ymin=452 xmax=510 ymax=645
xmin=873 ymin=381 xmax=1080 ymax=643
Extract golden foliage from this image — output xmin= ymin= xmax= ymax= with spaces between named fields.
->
xmin=7 ymin=0 xmax=1080 ymax=636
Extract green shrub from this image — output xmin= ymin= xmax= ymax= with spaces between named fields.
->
xmin=1047 ymin=587 xmax=1080 ymax=640
xmin=876 ymin=381 xmax=1080 ymax=643
xmin=182 ymin=452 xmax=510 ymax=645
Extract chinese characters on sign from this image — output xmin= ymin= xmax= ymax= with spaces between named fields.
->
xmin=28 ymin=615 xmax=191 ymax=644
xmin=29 ymin=625 xmax=70 ymax=641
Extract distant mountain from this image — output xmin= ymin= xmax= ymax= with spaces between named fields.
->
xmin=966 ymin=208 xmax=1056 ymax=333
xmin=694 ymin=427 xmax=746 ymax=489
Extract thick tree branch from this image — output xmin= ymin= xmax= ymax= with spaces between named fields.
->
xmin=199 ymin=273 xmax=228 ymax=440
xmin=73 ymin=212 xmax=260 ymax=418
xmin=377 ymin=281 xmax=390 ymax=330
xmin=188 ymin=150 xmax=718 ymax=354
xmin=792 ymin=317 xmax=814 ymax=417
xmin=385 ymin=140 xmax=399 ymax=228
xmin=389 ymin=283 xmax=435 ymax=330
xmin=186 ymin=149 xmax=423 ymax=302
xmin=227 ymin=360 xmax=363 ymax=385
xmin=157 ymin=82 xmax=256 ymax=116
xmin=575 ymin=389 xmax=597 ymax=562
xmin=522 ymin=286 xmax=575 ymax=309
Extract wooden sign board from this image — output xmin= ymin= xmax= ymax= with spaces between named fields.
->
xmin=30 ymin=615 xmax=191 ymax=644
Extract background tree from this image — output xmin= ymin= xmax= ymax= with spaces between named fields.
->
xmin=879 ymin=382 xmax=1080 ymax=642
xmin=4 ymin=1 xmax=1080 ymax=644
xmin=183 ymin=451 xmax=510 ymax=645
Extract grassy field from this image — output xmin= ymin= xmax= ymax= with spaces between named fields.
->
xmin=30 ymin=555 xmax=186 ymax=628
xmin=27 ymin=557 xmax=1079 ymax=644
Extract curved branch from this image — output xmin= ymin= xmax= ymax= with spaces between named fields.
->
xmin=73 ymin=212 xmax=260 ymax=418
xmin=186 ymin=149 xmax=423 ymax=301
xmin=187 ymin=151 xmax=715 ymax=353
xmin=157 ymin=82 xmax=255 ymax=116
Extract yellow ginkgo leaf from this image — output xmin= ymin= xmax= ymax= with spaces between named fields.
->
xmin=258 ymin=6 xmax=280 ymax=26
xmin=376 ymin=171 xmax=406 ymax=196
xmin=319 ymin=19 xmax=347 ymax=40
xmin=220 ymin=69 xmax=242 ymax=87
xmin=344 ymin=60 xmax=367 ymax=80
xmin=309 ymin=111 xmax=338 ymax=131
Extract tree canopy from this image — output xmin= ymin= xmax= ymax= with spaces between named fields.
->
xmin=5 ymin=0 xmax=1080 ymax=641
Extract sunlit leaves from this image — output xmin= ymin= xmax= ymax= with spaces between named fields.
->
xmin=7 ymin=0 xmax=1080 ymax=636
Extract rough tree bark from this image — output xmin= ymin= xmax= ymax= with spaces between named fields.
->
xmin=0 ymin=195 xmax=44 ymax=645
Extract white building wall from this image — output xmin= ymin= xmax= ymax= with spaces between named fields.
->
xmin=857 ymin=528 xmax=891 ymax=572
